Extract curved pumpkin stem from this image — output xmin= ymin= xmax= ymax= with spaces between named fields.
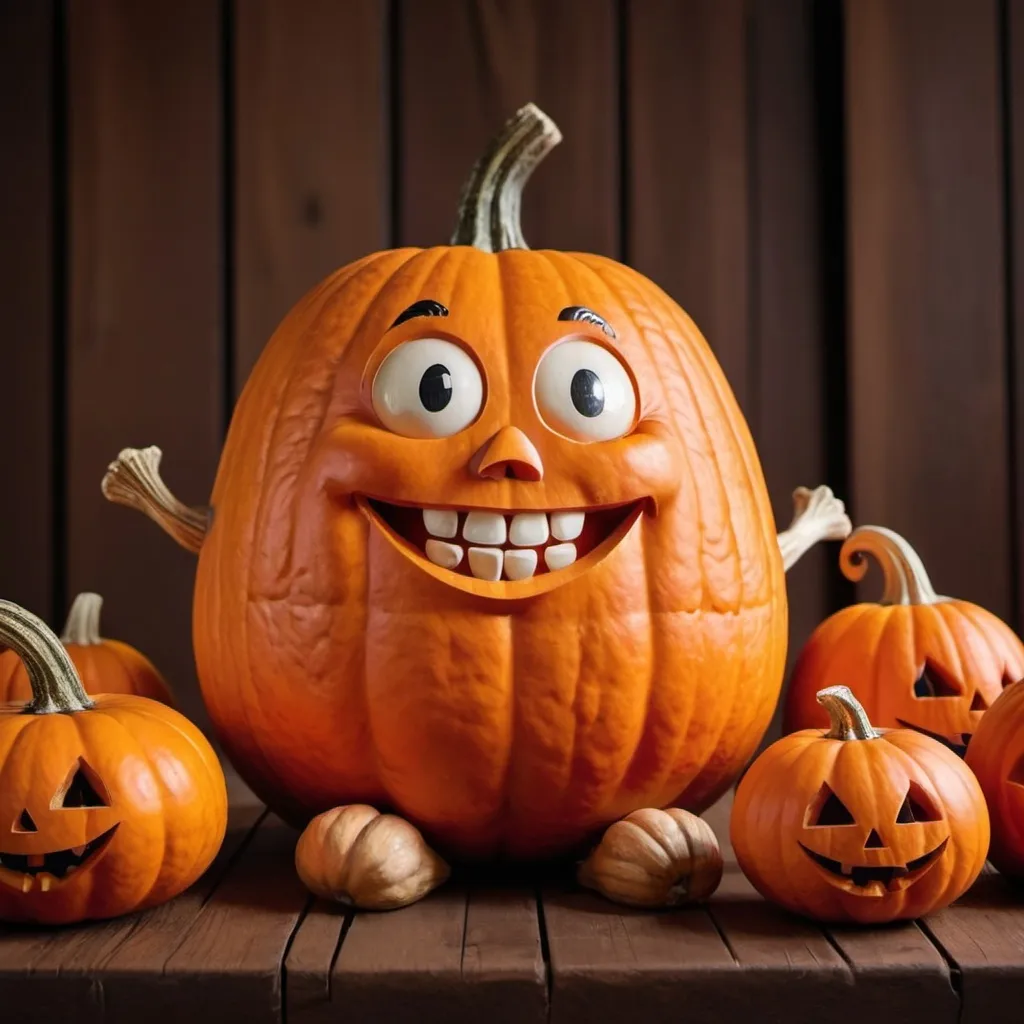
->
xmin=450 ymin=102 xmax=562 ymax=252
xmin=839 ymin=525 xmax=941 ymax=606
xmin=0 ymin=601 xmax=93 ymax=714
xmin=101 ymin=446 xmax=208 ymax=555
xmin=777 ymin=485 xmax=852 ymax=572
xmin=817 ymin=685 xmax=880 ymax=741
xmin=60 ymin=592 xmax=103 ymax=645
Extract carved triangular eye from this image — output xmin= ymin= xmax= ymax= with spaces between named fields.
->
xmin=806 ymin=783 xmax=856 ymax=826
xmin=1003 ymin=674 xmax=1020 ymax=691
xmin=970 ymin=691 xmax=989 ymax=711
xmin=913 ymin=660 xmax=962 ymax=698
xmin=11 ymin=809 xmax=37 ymax=833
xmin=53 ymin=760 xmax=109 ymax=809
xmin=896 ymin=782 xmax=942 ymax=823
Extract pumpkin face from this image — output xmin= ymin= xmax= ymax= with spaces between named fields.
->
xmin=733 ymin=686 xmax=989 ymax=924
xmin=965 ymin=680 xmax=1024 ymax=877
xmin=0 ymin=601 xmax=227 ymax=924
xmin=0 ymin=593 xmax=174 ymax=706
xmin=185 ymin=105 xmax=786 ymax=860
xmin=785 ymin=527 xmax=1024 ymax=756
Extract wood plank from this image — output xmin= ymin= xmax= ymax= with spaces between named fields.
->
xmin=628 ymin=0 xmax=751 ymax=412
xmin=102 ymin=815 xmax=308 ymax=1024
xmin=845 ymin=0 xmax=1010 ymax=617
xmin=0 ymin=803 xmax=263 ymax=1023
xmin=284 ymin=899 xmax=347 ymax=1024
xmin=67 ymin=0 xmax=223 ymax=727
xmin=749 ymin=0 xmax=832 ymax=715
xmin=0 ymin=0 xmax=56 ymax=619
xmin=233 ymin=0 xmax=389 ymax=390
xmin=920 ymin=868 xmax=1024 ymax=1024
xmin=398 ymin=0 xmax=619 ymax=255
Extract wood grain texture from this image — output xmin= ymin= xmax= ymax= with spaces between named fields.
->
xmin=922 ymin=868 xmax=1024 ymax=1024
xmin=749 ymin=0 xmax=832 ymax=708
xmin=628 ymin=0 xmax=751 ymax=412
xmin=233 ymin=0 xmax=389 ymax=390
xmin=845 ymin=0 xmax=1011 ymax=618
xmin=67 ymin=0 xmax=222 ymax=726
xmin=284 ymin=899 xmax=347 ymax=1024
xmin=398 ymin=0 xmax=619 ymax=255
xmin=0 ymin=0 xmax=56 ymax=620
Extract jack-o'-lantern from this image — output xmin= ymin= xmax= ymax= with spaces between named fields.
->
xmin=0 ymin=600 xmax=227 ymax=924
xmin=0 ymin=592 xmax=174 ymax=706
xmin=966 ymin=680 xmax=1024 ymax=877
xmin=785 ymin=526 xmax=1024 ymax=756
xmin=102 ymin=104 xmax=848 ymax=861
xmin=733 ymin=686 xmax=989 ymax=923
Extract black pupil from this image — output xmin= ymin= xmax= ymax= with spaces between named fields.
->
xmin=571 ymin=368 xmax=604 ymax=417
xmin=419 ymin=363 xmax=453 ymax=413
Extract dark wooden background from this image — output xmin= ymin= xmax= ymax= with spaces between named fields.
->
xmin=2 ymin=0 xmax=1021 ymax=732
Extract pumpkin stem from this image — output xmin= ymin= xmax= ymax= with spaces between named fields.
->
xmin=60 ymin=592 xmax=103 ymax=645
xmin=101 ymin=446 xmax=208 ymax=555
xmin=839 ymin=525 xmax=941 ymax=606
xmin=777 ymin=485 xmax=852 ymax=572
xmin=817 ymin=685 xmax=880 ymax=741
xmin=0 ymin=601 xmax=93 ymax=714
xmin=450 ymin=102 xmax=562 ymax=252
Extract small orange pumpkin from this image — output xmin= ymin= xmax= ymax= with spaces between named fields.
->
xmin=0 ymin=593 xmax=174 ymax=706
xmin=785 ymin=526 xmax=1024 ymax=756
xmin=733 ymin=685 xmax=989 ymax=924
xmin=965 ymin=680 xmax=1024 ymax=877
xmin=0 ymin=599 xmax=227 ymax=924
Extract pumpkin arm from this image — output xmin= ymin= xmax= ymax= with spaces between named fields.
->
xmin=777 ymin=485 xmax=852 ymax=572
xmin=101 ymin=446 xmax=208 ymax=554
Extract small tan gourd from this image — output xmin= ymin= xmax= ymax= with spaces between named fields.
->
xmin=578 ymin=807 xmax=723 ymax=908
xmin=295 ymin=805 xmax=450 ymax=910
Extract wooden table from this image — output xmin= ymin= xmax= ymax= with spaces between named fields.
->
xmin=2 ymin=789 xmax=1023 ymax=1023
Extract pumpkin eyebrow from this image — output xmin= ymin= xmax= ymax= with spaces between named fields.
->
xmin=557 ymin=305 xmax=616 ymax=339
xmin=390 ymin=299 xmax=450 ymax=329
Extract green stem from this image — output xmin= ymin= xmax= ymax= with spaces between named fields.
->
xmin=0 ymin=601 xmax=93 ymax=714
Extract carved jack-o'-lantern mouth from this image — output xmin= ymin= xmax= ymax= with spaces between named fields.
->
xmin=359 ymin=497 xmax=645 ymax=596
xmin=798 ymin=837 xmax=948 ymax=896
xmin=0 ymin=823 xmax=119 ymax=893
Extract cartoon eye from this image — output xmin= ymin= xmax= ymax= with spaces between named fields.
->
xmin=806 ymin=783 xmax=856 ymax=826
xmin=372 ymin=338 xmax=484 ymax=439
xmin=913 ymin=661 xmax=962 ymax=698
xmin=534 ymin=339 xmax=637 ymax=442
xmin=53 ymin=760 xmax=109 ymax=809
xmin=895 ymin=782 xmax=942 ymax=823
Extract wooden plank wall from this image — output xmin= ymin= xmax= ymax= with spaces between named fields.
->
xmin=0 ymin=0 xmax=1020 ymax=733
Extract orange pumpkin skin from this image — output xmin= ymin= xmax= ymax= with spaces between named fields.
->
xmin=0 ymin=604 xmax=227 ymax=925
xmin=194 ymin=247 xmax=786 ymax=860
xmin=733 ymin=688 xmax=989 ymax=924
xmin=0 ymin=594 xmax=175 ymax=707
xmin=965 ymin=680 xmax=1024 ymax=877
xmin=785 ymin=528 xmax=1024 ymax=755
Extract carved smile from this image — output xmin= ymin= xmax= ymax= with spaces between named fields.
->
xmin=799 ymin=837 xmax=948 ymax=896
xmin=0 ymin=824 xmax=119 ymax=893
xmin=896 ymin=719 xmax=971 ymax=758
xmin=358 ymin=497 xmax=645 ymax=596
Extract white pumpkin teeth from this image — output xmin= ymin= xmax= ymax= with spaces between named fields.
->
xmin=40 ymin=874 xmax=52 ymax=892
xmin=463 ymin=511 xmax=507 ymax=545
xmin=71 ymin=845 xmax=86 ymax=858
xmin=425 ymin=539 xmax=464 ymax=570
xmin=21 ymin=875 xmax=31 ymax=893
xmin=509 ymin=512 xmax=549 ymax=547
xmin=544 ymin=542 xmax=577 ymax=572
xmin=468 ymin=547 xmax=503 ymax=581
xmin=422 ymin=508 xmax=458 ymax=539
xmin=550 ymin=511 xmax=585 ymax=541
xmin=504 ymin=549 xmax=538 ymax=581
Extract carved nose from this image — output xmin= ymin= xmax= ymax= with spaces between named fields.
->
xmin=473 ymin=427 xmax=544 ymax=481
xmin=13 ymin=809 xmax=37 ymax=833
xmin=864 ymin=829 xmax=885 ymax=849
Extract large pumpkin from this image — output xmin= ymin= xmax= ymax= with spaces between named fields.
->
xmin=785 ymin=526 xmax=1024 ymax=756
xmin=0 ymin=600 xmax=227 ymax=924
xmin=104 ymin=105 xmax=795 ymax=860
xmin=0 ymin=593 xmax=174 ymax=706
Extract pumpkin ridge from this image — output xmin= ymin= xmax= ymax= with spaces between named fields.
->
xmin=953 ymin=601 xmax=1024 ymax=681
xmin=926 ymin=603 xmax=968 ymax=690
